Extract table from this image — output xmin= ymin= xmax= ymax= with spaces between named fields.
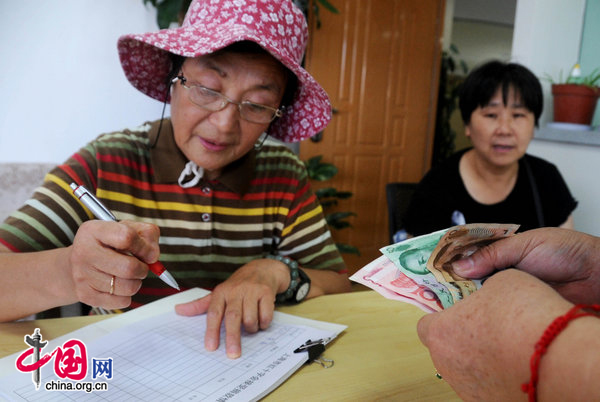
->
xmin=0 ymin=291 xmax=459 ymax=401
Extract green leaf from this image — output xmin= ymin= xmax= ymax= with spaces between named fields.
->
xmin=315 ymin=188 xmax=352 ymax=201
xmin=325 ymin=210 xmax=355 ymax=229
xmin=156 ymin=0 xmax=184 ymax=28
xmin=327 ymin=220 xmax=352 ymax=230
xmin=311 ymin=164 xmax=338 ymax=181
xmin=544 ymin=67 xmax=600 ymax=88
xmin=306 ymin=156 xmax=337 ymax=180
xmin=541 ymin=73 xmax=556 ymax=85
xmin=316 ymin=0 xmax=340 ymax=14
xmin=304 ymin=155 xmax=323 ymax=171
xmin=447 ymin=57 xmax=456 ymax=72
xmin=336 ymin=243 xmax=360 ymax=255
xmin=327 ymin=211 xmax=357 ymax=221
xmin=318 ymin=199 xmax=338 ymax=209
xmin=584 ymin=67 xmax=600 ymax=86
xmin=315 ymin=187 xmax=337 ymax=198
xmin=304 ymin=153 xmax=358 ymax=251
xmin=334 ymin=191 xmax=352 ymax=199
xmin=313 ymin=3 xmax=322 ymax=29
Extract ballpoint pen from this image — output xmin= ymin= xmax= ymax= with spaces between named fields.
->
xmin=70 ymin=182 xmax=180 ymax=290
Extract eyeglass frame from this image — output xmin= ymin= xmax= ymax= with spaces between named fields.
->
xmin=171 ymin=73 xmax=285 ymax=124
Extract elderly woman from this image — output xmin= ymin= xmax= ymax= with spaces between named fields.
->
xmin=404 ymin=60 xmax=577 ymax=237
xmin=0 ymin=0 xmax=351 ymax=358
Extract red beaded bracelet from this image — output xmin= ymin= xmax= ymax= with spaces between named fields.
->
xmin=521 ymin=303 xmax=600 ymax=402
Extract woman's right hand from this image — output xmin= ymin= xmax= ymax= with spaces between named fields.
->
xmin=68 ymin=220 xmax=160 ymax=308
xmin=417 ymin=269 xmax=573 ymax=402
xmin=451 ymin=227 xmax=600 ymax=304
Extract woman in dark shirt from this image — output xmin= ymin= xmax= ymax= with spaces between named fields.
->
xmin=405 ymin=60 xmax=576 ymax=237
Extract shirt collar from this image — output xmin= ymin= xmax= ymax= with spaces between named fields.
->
xmin=148 ymin=119 xmax=256 ymax=195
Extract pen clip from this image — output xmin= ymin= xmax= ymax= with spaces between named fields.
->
xmin=71 ymin=183 xmax=117 ymax=221
xmin=293 ymin=339 xmax=334 ymax=368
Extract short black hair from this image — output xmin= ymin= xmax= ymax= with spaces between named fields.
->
xmin=459 ymin=60 xmax=543 ymax=127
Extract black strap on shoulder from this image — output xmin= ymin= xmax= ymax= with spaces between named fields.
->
xmin=523 ymin=157 xmax=545 ymax=227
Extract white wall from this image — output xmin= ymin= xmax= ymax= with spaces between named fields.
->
xmin=447 ymin=0 xmax=516 ymax=70
xmin=528 ymin=140 xmax=600 ymax=237
xmin=512 ymin=0 xmax=600 ymax=236
xmin=454 ymin=0 xmax=516 ymax=26
xmin=511 ymin=0 xmax=586 ymax=127
xmin=0 ymin=1 xmax=164 ymax=164
xmin=452 ymin=20 xmax=514 ymax=71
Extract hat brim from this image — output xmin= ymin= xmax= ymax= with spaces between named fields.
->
xmin=118 ymin=24 xmax=331 ymax=142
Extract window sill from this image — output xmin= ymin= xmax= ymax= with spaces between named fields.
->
xmin=535 ymin=125 xmax=600 ymax=148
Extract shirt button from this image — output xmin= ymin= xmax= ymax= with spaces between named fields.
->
xmin=202 ymin=186 xmax=211 ymax=194
xmin=201 ymin=213 xmax=211 ymax=222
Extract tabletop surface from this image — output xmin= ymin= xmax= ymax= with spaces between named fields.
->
xmin=0 ymin=290 xmax=459 ymax=401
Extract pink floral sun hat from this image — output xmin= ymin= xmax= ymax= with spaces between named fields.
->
xmin=117 ymin=0 xmax=331 ymax=143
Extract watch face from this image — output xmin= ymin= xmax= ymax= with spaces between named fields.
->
xmin=295 ymin=282 xmax=310 ymax=302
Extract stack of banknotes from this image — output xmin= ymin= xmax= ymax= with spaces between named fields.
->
xmin=350 ymin=223 xmax=519 ymax=313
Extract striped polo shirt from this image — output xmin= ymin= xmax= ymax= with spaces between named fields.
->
xmin=0 ymin=120 xmax=346 ymax=307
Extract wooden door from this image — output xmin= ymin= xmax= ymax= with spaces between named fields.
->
xmin=301 ymin=0 xmax=445 ymax=274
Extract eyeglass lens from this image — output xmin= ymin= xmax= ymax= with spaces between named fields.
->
xmin=184 ymin=83 xmax=280 ymax=124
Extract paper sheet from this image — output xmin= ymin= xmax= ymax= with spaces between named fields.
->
xmin=0 ymin=289 xmax=346 ymax=401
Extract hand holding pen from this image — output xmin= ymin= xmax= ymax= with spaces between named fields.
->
xmin=70 ymin=183 xmax=180 ymax=291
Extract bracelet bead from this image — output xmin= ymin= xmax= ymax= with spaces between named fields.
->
xmin=521 ymin=303 xmax=600 ymax=402
xmin=266 ymin=254 xmax=299 ymax=303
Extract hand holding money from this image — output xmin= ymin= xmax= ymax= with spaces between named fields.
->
xmin=426 ymin=223 xmax=519 ymax=303
xmin=351 ymin=223 xmax=520 ymax=312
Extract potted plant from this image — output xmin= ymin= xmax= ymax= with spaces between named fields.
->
xmin=545 ymin=65 xmax=600 ymax=126
xmin=304 ymin=155 xmax=359 ymax=255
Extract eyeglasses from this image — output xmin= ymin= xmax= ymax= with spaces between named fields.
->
xmin=173 ymin=74 xmax=284 ymax=124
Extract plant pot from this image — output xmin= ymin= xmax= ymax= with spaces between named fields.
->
xmin=551 ymin=83 xmax=600 ymax=125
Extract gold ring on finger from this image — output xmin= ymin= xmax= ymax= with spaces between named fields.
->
xmin=110 ymin=275 xmax=116 ymax=295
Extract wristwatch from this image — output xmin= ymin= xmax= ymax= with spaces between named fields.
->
xmin=268 ymin=255 xmax=311 ymax=303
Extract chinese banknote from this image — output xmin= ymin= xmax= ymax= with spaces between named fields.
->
xmin=350 ymin=223 xmax=519 ymax=313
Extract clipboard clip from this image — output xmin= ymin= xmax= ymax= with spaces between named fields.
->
xmin=293 ymin=339 xmax=334 ymax=368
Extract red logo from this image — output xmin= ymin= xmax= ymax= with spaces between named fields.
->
xmin=16 ymin=329 xmax=88 ymax=389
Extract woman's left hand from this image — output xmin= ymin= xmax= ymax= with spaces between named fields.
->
xmin=174 ymin=259 xmax=289 ymax=358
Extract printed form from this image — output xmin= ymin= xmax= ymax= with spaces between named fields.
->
xmin=0 ymin=289 xmax=346 ymax=401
